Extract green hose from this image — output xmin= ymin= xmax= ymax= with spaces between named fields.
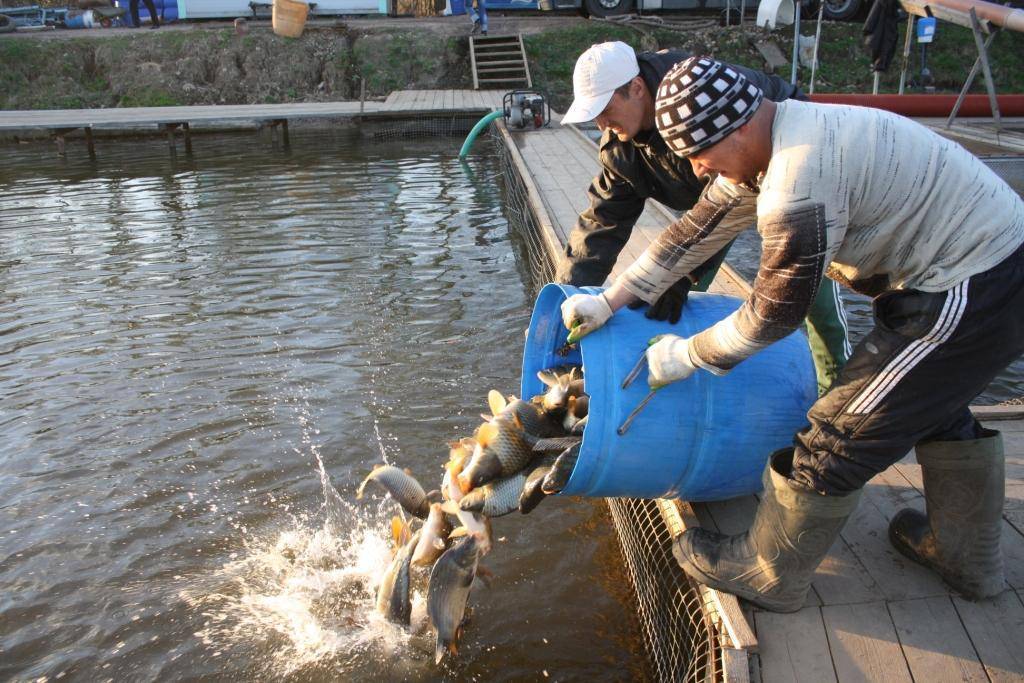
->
xmin=459 ymin=110 xmax=504 ymax=159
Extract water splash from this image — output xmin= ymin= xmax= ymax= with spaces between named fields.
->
xmin=188 ymin=457 xmax=434 ymax=678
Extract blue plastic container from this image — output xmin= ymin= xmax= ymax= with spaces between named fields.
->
xmin=450 ymin=0 xmax=467 ymax=14
xmin=521 ymin=284 xmax=817 ymax=501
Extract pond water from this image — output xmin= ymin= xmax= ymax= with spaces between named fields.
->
xmin=0 ymin=130 xmax=646 ymax=681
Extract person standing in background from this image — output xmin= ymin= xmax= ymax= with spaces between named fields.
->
xmin=129 ymin=0 xmax=160 ymax=28
xmin=469 ymin=0 xmax=487 ymax=35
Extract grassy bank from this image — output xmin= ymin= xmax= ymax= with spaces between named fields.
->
xmin=1 ymin=19 xmax=1020 ymax=111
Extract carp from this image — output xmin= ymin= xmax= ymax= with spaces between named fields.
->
xmin=427 ymin=534 xmax=481 ymax=664
xmin=357 ymin=464 xmax=438 ymax=519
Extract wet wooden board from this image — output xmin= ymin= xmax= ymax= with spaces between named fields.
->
xmin=500 ymin=111 xmax=1024 ymax=683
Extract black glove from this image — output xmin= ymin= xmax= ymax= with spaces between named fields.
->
xmin=627 ymin=276 xmax=692 ymax=324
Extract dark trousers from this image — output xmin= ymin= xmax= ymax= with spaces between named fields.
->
xmin=130 ymin=0 xmax=159 ymax=27
xmin=791 ymin=242 xmax=1024 ymax=495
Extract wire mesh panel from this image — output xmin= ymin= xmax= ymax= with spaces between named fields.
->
xmin=362 ymin=113 xmax=486 ymax=141
xmin=494 ymin=134 xmax=558 ymax=290
xmin=496 ymin=125 xmax=725 ymax=682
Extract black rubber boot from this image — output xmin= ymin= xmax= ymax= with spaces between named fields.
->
xmin=672 ymin=449 xmax=861 ymax=612
xmin=889 ymin=429 xmax=1005 ymax=600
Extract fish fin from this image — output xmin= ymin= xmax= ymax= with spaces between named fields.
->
xmin=460 ymin=437 xmax=476 ymax=450
xmin=532 ymin=436 xmax=582 ymax=452
xmin=440 ymin=500 xmax=461 ymax=516
xmin=476 ymin=422 xmax=499 ymax=446
xmin=479 ymin=413 xmax=493 ymax=423
xmin=456 ymin=470 xmax=472 ymax=495
xmin=448 ymin=526 xmax=469 ymax=539
xmin=475 ymin=564 xmax=495 ymax=589
xmin=391 ymin=516 xmax=405 ymax=549
xmin=435 ymin=641 xmax=447 ymax=665
xmin=537 ymin=370 xmax=558 ymax=388
xmin=487 ymin=389 xmax=507 ymax=416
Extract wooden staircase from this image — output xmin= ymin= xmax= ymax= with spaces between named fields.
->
xmin=469 ymin=33 xmax=532 ymax=91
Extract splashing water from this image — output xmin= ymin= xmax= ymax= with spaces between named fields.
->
xmin=188 ymin=453 xmax=434 ymax=679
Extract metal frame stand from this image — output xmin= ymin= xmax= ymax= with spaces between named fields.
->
xmin=790 ymin=0 xmax=802 ymax=85
xmin=946 ymin=7 xmax=1001 ymax=130
xmin=898 ymin=14 xmax=916 ymax=94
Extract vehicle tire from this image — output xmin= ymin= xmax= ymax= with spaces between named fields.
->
xmin=822 ymin=0 xmax=862 ymax=21
xmin=0 ymin=14 xmax=15 ymax=33
xmin=583 ymin=0 xmax=632 ymax=18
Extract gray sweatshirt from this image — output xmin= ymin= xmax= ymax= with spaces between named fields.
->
xmin=619 ymin=100 xmax=1024 ymax=373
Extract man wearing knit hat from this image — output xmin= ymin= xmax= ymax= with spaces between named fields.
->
xmin=562 ymin=56 xmax=1024 ymax=611
xmin=556 ymin=41 xmax=851 ymax=396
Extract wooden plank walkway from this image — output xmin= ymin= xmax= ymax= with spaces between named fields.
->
xmin=502 ymin=111 xmax=1024 ymax=682
xmin=0 ymin=90 xmax=507 ymax=132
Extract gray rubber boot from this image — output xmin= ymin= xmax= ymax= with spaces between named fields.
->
xmin=672 ymin=449 xmax=861 ymax=613
xmin=889 ymin=429 xmax=1005 ymax=600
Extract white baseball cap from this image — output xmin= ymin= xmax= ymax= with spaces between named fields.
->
xmin=561 ymin=41 xmax=640 ymax=124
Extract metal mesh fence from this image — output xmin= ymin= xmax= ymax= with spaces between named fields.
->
xmin=361 ymin=113 xmax=486 ymax=141
xmin=495 ymin=124 xmax=724 ymax=682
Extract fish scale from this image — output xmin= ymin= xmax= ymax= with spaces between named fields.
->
xmin=458 ymin=471 xmax=526 ymax=517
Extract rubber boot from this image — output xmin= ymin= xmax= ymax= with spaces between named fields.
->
xmin=673 ymin=449 xmax=861 ymax=612
xmin=889 ymin=429 xmax=1005 ymax=600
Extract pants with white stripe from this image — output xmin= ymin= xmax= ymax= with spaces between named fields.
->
xmin=791 ymin=243 xmax=1024 ymax=496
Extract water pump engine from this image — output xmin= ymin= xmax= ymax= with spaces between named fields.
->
xmin=503 ymin=90 xmax=551 ymax=130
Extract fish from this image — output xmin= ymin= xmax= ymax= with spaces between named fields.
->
xmin=541 ymin=443 xmax=580 ymax=495
xmin=428 ymin=534 xmax=481 ymax=664
xmin=356 ymin=464 xmax=438 ymax=519
xmin=457 ymin=470 xmax=527 ymax=518
xmin=413 ymin=502 xmax=451 ymax=567
xmin=376 ymin=523 xmax=422 ymax=625
xmin=486 ymin=390 xmax=561 ymax=439
xmin=532 ymin=435 xmax=583 ymax=452
xmin=536 ymin=366 xmax=584 ymax=414
xmin=563 ymin=394 xmax=589 ymax=434
xmin=443 ymin=444 xmax=493 ymax=554
xmin=519 ymin=461 xmax=553 ymax=514
xmin=458 ymin=419 xmax=537 ymax=492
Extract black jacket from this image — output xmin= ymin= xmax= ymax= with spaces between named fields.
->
xmin=556 ymin=50 xmax=805 ymax=287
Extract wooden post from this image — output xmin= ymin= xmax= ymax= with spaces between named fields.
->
xmin=162 ymin=123 xmax=177 ymax=155
xmin=360 ymin=78 xmax=366 ymax=116
xmin=84 ymin=126 xmax=96 ymax=160
xmin=182 ymin=122 xmax=193 ymax=155
xmin=281 ymin=119 xmax=290 ymax=148
xmin=52 ymin=127 xmax=77 ymax=157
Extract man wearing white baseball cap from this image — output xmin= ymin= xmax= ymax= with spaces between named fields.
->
xmin=555 ymin=41 xmax=851 ymax=396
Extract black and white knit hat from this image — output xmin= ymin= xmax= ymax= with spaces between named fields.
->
xmin=655 ymin=56 xmax=764 ymax=156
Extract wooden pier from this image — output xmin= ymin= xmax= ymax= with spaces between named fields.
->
xmin=0 ymin=91 xmax=507 ymax=157
xmin=497 ymin=104 xmax=1024 ymax=682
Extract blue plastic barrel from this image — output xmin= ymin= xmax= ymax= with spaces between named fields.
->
xmin=450 ymin=0 xmax=467 ymax=15
xmin=521 ymin=284 xmax=817 ymax=501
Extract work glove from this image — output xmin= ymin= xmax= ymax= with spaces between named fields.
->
xmin=627 ymin=275 xmax=692 ymax=324
xmin=646 ymin=334 xmax=698 ymax=388
xmin=561 ymin=292 xmax=613 ymax=342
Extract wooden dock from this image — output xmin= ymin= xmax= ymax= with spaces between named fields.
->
xmin=498 ymin=105 xmax=1024 ymax=682
xmin=0 ymin=91 xmax=507 ymax=156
